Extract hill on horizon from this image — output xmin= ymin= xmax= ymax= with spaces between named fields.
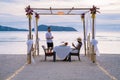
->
xmin=0 ymin=25 xmax=27 ymax=31
xmin=0 ymin=25 xmax=77 ymax=31
xmin=32 ymin=24 xmax=77 ymax=31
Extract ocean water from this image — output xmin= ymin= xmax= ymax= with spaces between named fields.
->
xmin=0 ymin=31 xmax=120 ymax=55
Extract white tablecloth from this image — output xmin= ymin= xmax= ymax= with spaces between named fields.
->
xmin=53 ymin=46 xmax=72 ymax=59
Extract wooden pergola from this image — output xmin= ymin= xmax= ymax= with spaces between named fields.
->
xmin=25 ymin=5 xmax=99 ymax=64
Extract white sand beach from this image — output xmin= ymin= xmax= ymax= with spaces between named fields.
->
xmin=0 ymin=54 xmax=120 ymax=80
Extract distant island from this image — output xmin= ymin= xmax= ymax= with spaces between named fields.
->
xmin=32 ymin=25 xmax=77 ymax=31
xmin=0 ymin=25 xmax=77 ymax=31
xmin=0 ymin=25 xmax=27 ymax=31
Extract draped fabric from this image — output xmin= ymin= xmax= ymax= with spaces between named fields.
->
xmin=90 ymin=39 xmax=100 ymax=56
xmin=27 ymin=39 xmax=33 ymax=53
xmin=27 ymin=39 xmax=35 ymax=63
xmin=85 ymin=12 xmax=100 ymax=56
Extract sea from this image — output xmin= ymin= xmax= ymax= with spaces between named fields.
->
xmin=0 ymin=31 xmax=120 ymax=55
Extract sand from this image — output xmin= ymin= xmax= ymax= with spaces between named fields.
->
xmin=0 ymin=54 xmax=120 ymax=80
xmin=0 ymin=54 xmax=26 ymax=80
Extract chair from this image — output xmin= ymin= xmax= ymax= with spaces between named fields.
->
xmin=68 ymin=44 xmax=82 ymax=62
xmin=42 ymin=45 xmax=56 ymax=62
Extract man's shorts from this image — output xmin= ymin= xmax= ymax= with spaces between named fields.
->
xmin=47 ymin=42 xmax=53 ymax=48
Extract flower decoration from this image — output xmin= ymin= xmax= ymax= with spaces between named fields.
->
xmin=35 ymin=13 xmax=39 ymax=19
xmin=90 ymin=5 xmax=100 ymax=18
xmin=25 ymin=5 xmax=33 ymax=15
xmin=81 ymin=14 xmax=85 ymax=21
xmin=90 ymin=5 xmax=97 ymax=14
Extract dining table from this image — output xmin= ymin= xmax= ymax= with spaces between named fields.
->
xmin=53 ymin=45 xmax=72 ymax=60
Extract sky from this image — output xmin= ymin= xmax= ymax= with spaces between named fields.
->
xmin=0 ymin=0 xmax=120 ymax=30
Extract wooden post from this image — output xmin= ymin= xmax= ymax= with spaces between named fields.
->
xmin=91 ymin=16 xmax=96 ymax=63
xmin=91 ymin=6 xmax=96 ymax=63
xmin=35 ymin=13 xmax=39 ymax=56
xmin=87 ymin=33 xmax=90 ymax=57
xmin=27 ymin=14 xmax=32 ymax=64
xmin=81 ymin=14 xmax=87 ymax=56
xmin=25 ymin=5 xmax=33 ymax=64
xmin=36 ymin=17 xmax=39 ymax=55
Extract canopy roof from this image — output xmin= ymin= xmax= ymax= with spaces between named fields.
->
xmin=26 ymin=5 xmax=99 ymax=15
xmin=25 ymin=5 xmax=100 ymax=63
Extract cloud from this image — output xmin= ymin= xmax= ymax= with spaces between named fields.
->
xmin=96 ymin=13 xmax=120 ymax=26
xmin=0 ymin=0 xmax=120 ymax=29
xmin=0 ymin=0 xmax=25 ymax=3
xmin=0 ymin=0 xmax=16 ymax=3
xmin=97 ymin=14 xmax=120 ymax=20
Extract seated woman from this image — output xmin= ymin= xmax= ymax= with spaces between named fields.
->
xmin=63 ymin=38 xmax=82 ymax=61
xmin=71 ymin=37 xmax=82 ymax=53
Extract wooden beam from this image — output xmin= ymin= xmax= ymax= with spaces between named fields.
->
xmin=38 ymin=13 xmax=86 ymax=15
xmin=31 ymin=7 xmax=99 ymax=15
xmin=67 ymin=7 xmax=74 ymax=14
xmin=31 ymin=7 xmax=99 ymax=10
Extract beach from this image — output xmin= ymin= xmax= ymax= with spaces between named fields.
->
xmin=0 ymin=54 xmax=26 ymax=80
xmin=0 ymin=31 xmax=120 ymax=80
xmin=0 ymin=54 xmax=120 ymax=80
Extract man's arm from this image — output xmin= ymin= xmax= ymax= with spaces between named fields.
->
xmin=46 ymin=33 xmax=53 ymax=39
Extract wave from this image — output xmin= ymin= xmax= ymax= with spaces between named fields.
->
xmin=97 ymin=36 xmax=120 ymax=41
xmin=0 ymin=31 xmax=120 ymax=42
xmin=0 ymin=38 xmax=26 ymax=42
xmin=0 ymin=41 xmax=26 ymax=42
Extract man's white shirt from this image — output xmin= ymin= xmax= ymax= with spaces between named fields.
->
xmin=46 ymin=32 xmax=53 ymax=43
